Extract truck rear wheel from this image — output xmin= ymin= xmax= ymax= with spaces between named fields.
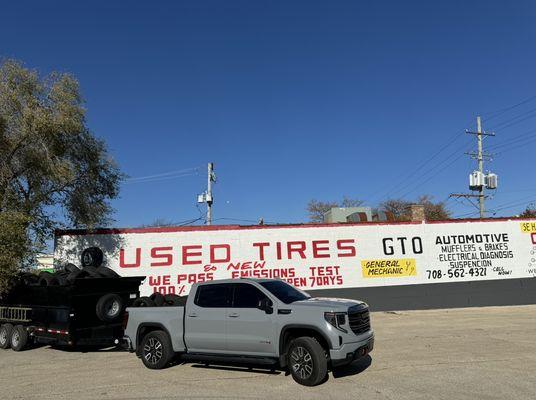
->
xmin=140 ymin=330 xmax=173 ymax=369
xmin=0 ymin=324 xmax=13 ymax=349
xmin=287 ymin=337 xmax=328 ymax=386
xmin=10 ymin=325 xmax=28 ymax=351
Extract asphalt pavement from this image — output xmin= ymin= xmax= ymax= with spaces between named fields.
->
xmin=1 ymin=305 xmax=535 ymax=400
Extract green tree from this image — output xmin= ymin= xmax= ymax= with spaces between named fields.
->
xmin=306 ymin=197 xmax=364 ymax=223
xmin=0 ymin=59 xmax=123 ymax=293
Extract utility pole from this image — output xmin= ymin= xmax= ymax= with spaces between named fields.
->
xmin=450 ymin=116 xmax=497 ymax=219
xmin=206 ymin=162 xmax=215 ymax=225
xmin=476 ymin=117 xmax=485 ymax=218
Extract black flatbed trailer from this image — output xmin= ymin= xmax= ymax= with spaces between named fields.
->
xmin=0 ymin=276 xmax=144 ymax=349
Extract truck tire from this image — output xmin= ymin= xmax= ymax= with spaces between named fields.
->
xmin=98 ymin=267 xmax=120 ymax=278
xmin=132 ymin=297 xmax=155 ymax=307
xmin=140 ymin=330 xmax=173 ymax=369
xmin=0 ymin=324 xmax=13 ymax=349
xmin=149 ymin=292 xmax=165 ymax=307
xmin=10 ymin=325 xmax=28 ymax=351
xmin=81 ymin=247 xmax=104 ymax=268
xmin=286 ymin=337 xmax=328 ymax=386
xmin=95 ymin=293 xmax=124 ymax=322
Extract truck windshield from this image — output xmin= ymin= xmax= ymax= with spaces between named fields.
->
xmin=259 ymin=281 xmax=310 ymax=304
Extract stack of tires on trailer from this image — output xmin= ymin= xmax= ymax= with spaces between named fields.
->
xmin=0 ymin=247 xmax=145 ymax=352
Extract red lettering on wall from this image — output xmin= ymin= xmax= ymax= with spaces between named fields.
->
xmin=287 ymin=241 xmax=306 ymax=259
xmin=210 ymin=244 xmax=231 ymax=263
xmin=312 ymin=240 xmax=330 ymax=258
xmin=119 ymin=248 xmax=141 ymax=268
xmin=253 ymin=242 xmax=270 ymax=260
xmin=150 ymin=247 xmax=173 ymax=267
xmin=182 ymin=245 xmax=202 ymax=265
xmin=337 ymin=239 xmax=356 ymax=257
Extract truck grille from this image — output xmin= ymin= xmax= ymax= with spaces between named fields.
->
xmin=348 ymin=306 xmax=370 ymax=335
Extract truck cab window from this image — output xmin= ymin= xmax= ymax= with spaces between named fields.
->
xmin=194 ymin=284 xmax=231 ymax=307
xmin=232 ymin=283 xmax=268 ymax=308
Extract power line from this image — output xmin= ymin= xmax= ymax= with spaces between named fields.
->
xmin=482 ymin=94 xmax=536 ymax=122
xmin=125 ymin=166 xmax=201 ymax=184
xmin=366 ymin=129 xmax=467 ymax=204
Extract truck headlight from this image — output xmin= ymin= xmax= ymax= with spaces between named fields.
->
xmin=324 ymin=312 xmax=348 ymax=333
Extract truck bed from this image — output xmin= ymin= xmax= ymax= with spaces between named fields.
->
xmin=125 ymin=306 xmax=186 ymax=352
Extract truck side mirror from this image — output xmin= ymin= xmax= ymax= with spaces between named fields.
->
xmin=257 ymin=298 xmax=273 ymax=314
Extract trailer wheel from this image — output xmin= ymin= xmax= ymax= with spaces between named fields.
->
xmin=0 ymin=324 xmax=13 ymax=349
xmin=132 ymin=297 xmax=155 ymax=307
xmin=81 ymin=247 xmax=104 ymax=268
xmin=10 ymin=325 xmax=28 ymax=351
xmin=96 ymin=293 xmax=124 ymax=322
xmin=140 ymin=330 xmax=173 ymax=369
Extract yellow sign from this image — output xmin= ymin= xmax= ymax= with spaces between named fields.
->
xmin=361 ymin=259 xmax=417 ymax=278
xmin=520 ymin=222 xmax=536 ymax=233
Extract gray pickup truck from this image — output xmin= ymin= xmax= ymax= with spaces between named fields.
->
xmin=123 ymin=278 xmax=373 ymax=386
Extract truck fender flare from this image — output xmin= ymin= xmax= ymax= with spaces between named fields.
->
xmin=278 ymin=324 xmax=333 ymax=356
xmin=135 ymin=323 xmax=173 ymax=354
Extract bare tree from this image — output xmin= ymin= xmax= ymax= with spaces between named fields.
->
xmin=379 ymin=195 xmax=450 ymax=221
xmin=519 ymin=204 xmax=536 ymax=218
xmin=306 ymin=197 xmax=363 ymax=223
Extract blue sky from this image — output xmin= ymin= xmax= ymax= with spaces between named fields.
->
xmin=2 ymin=1 xmax=536 ymax=226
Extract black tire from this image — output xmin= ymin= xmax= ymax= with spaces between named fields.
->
xmin=286 ymin=337 xmax=328 ymax=386
xmin=98 ymin=267 xmax=120 ymax=278
xmin=55 ymin=274 xmax=68 ymax=286
xmin=64 ymin=263 xmax=79 ymax=273
xmin=67 ymin=268 xmax=86 ymax=281
xmin=132 ymin=297 xmax=155 ymax=307
xmin=95 ymin=293 xmax=124 ymax=322
xmin=140 ymin=330 xmax=173 ymax=369
xmin=38 ymin=272 xmax=59 ymax=286
xmin=0 ymin=324 xmax=13 ymax=349
xmin=81 ymin=247 xmax=104 ymax=268
xmin=164 ymin=294 xmax=186 ymax=306
xmin=10 ymin=325 xmax=28 ymax=351
xmin=150 ymin=292 xmax=165 ymax=307
xmin=81 ymin=265 xmax=101 ymax=278
xmin=21 ymin=273 xmax=39 ymax=286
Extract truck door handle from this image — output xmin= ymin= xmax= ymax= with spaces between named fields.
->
xmin=188 ymin=313 xmax=198 ymax=318
xmin=228 ymin=313 xmax=240 ymax=318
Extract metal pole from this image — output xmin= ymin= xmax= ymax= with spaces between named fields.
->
xmin=477 ymin=116 xmax=485 ymax=219
xmin=207 ymin=162 xmax=213 ymax=225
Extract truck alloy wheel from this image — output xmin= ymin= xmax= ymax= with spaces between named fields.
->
xmin=286 ymin=337 xmax=327 ymax=386
xmin=140 ymin=331 xmax=173 ymax=369
xmin=290 ymin=346 xmax=314 ymax=380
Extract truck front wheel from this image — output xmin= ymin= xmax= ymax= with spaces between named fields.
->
xmin=140 ymin=330 xmax=173 ymax=369
xmin=287 ymin=337 xmax=328 ymax=386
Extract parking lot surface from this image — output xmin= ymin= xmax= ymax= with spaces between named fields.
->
xmin=1 ymin=305 xmax=535 ymax=400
